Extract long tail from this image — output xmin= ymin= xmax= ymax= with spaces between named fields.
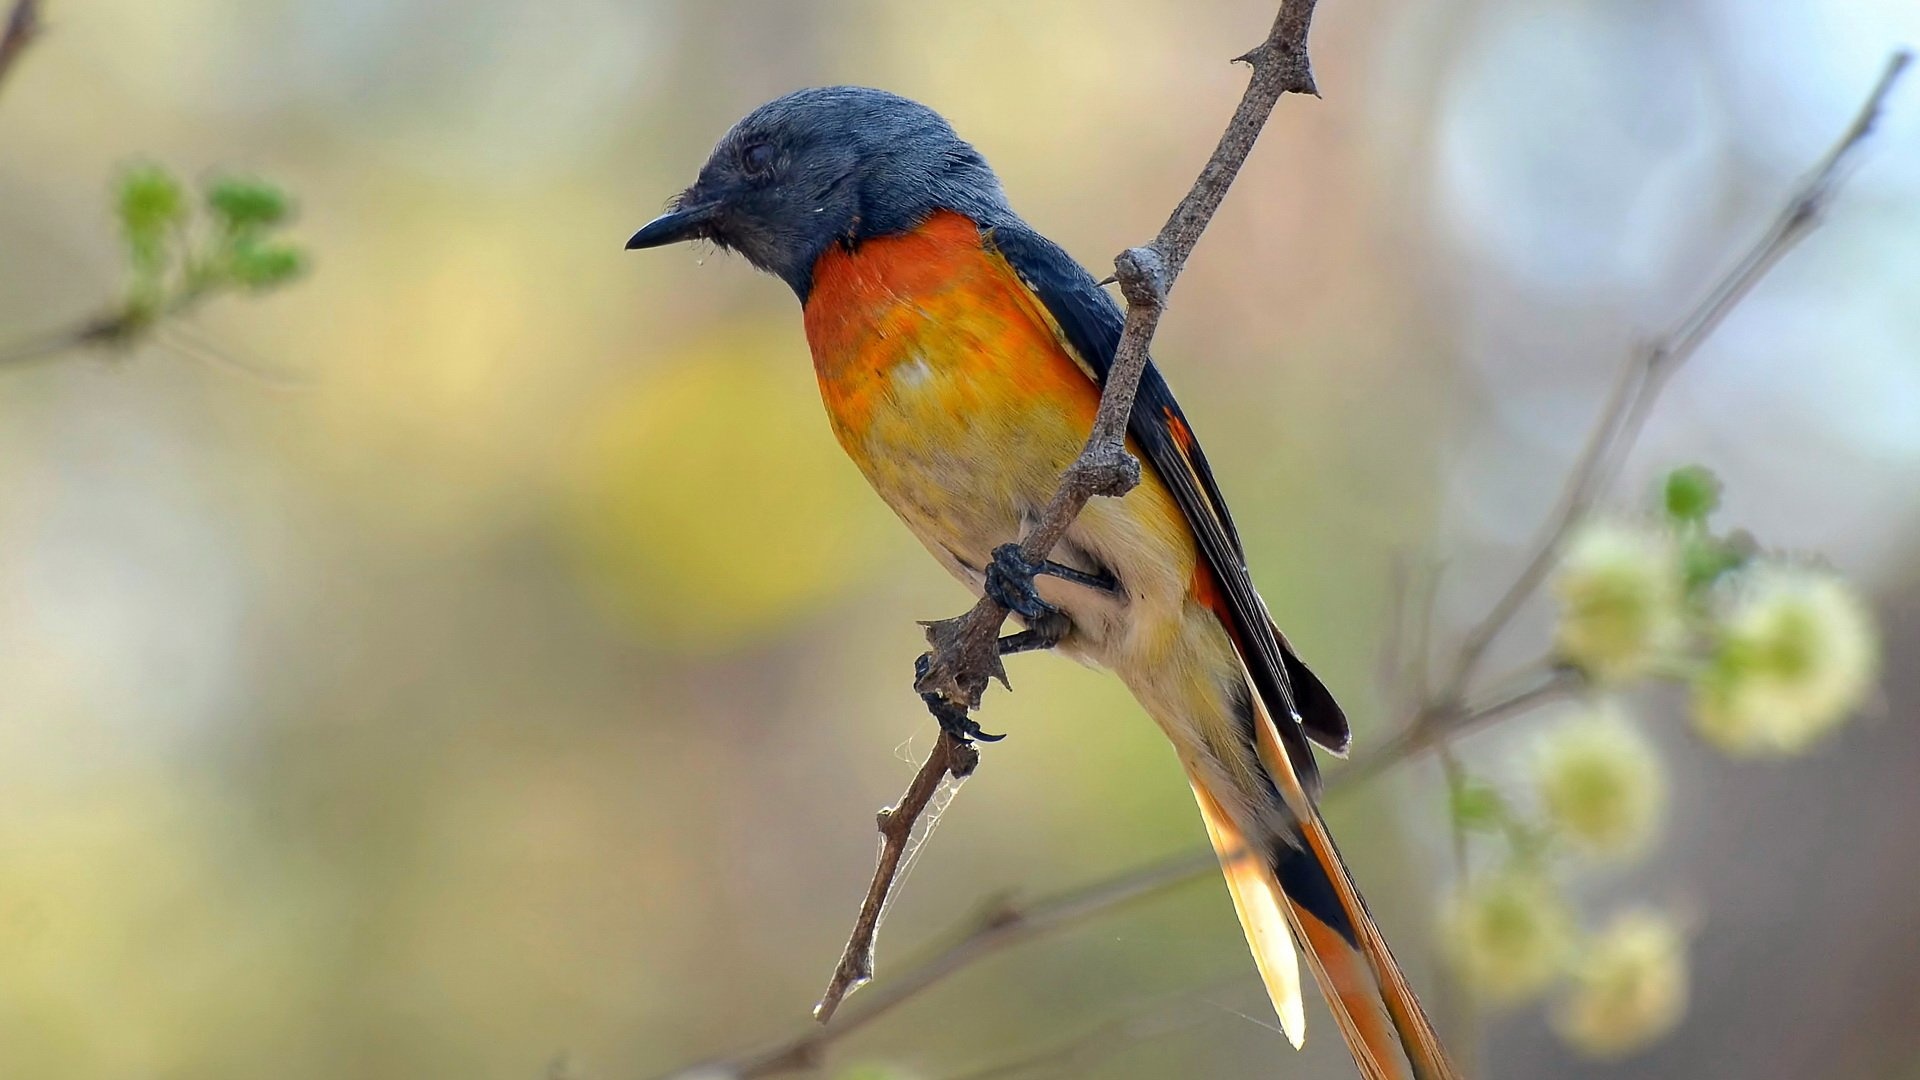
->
xmin=1184 ymin=707 xmax=1460 ymax=1080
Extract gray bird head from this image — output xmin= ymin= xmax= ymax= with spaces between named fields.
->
xmin=626 ymin=87 xmax=1011 ymax=298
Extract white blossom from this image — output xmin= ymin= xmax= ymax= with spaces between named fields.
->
xmin=1533 ymin=704 xmax=1666 ymax=859
xmin=1692 ymin=565 xmax=1877 ymax=756
xmin=1553 ymin=523 xmax=1686 ymax=682
xmin=1554 ymin=909 xmax=1689 ymax=1058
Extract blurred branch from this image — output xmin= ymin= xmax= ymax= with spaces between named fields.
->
xmin=669 ymin=850 xmax=1217 ymax=1079
xmin=0 ymin=298 xmax=216 ymax=370
xmin=1338 ymin=664 xmax=1580 ymax=789
xmin=813 ymin=0 xmax=1324 ymax=1032
xmin=654 ymin=46 xmax=1911 ymax=1080
xmin=0 ymin=0 xmax=40 ymax=96
xmin=1431 ymin=48 xmax=1914 ymax=710
xmin=933 ymin=986 xmax=1227 ymax=1080
xmin=0 ymin=312 xmax=138 ymax=369
xmin=0 ymin=317 xmax=316 ymax=387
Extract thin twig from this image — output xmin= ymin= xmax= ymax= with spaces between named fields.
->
xmin=811 ymin=731 xmax=977 ymax=1023
xmin=814 ymin=0 xmax=1325 ymax=1029
xmin=658 ymin=49 xmax=1911 ymax=1078
xmin=1433 ymin=48 xmax=1913 ymax=709
xmin=0 ymin=0 xmax=40 ymax=96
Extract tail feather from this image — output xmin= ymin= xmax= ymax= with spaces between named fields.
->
xmin=1292 ymin=806 xmax=1457 ymax=1079
xmin=1250 ymin=700 xmax=1463 ymax=1080
xmin=1289 ymin=902 xmax=1405 ymax=1080
xmin=1189 ymin=778 xmax=1305 ymax=1047
xmin=1189 ymin=759 xmax=1436 ymax=1079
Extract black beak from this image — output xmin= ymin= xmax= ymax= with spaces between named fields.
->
xmin=625 ymin=202 xmax=716 ymax=250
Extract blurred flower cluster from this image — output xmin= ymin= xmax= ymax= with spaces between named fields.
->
xmin=1443 ymin=465 xmax=1879 ymax=1059
xmin=1555 ymin=464 xmax=1879 ymax=752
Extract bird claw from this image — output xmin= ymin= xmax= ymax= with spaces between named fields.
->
xmin=984 ymin=543 xmax=1062 ymax=623
xmin=920 ymin=691 xmax=1006 ymax=743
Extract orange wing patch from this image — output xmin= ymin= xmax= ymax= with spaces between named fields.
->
xmin=1191 ymin=559 xmax=1234 ymax=627
xmin=1163 ymin=406 xmax=1197 ymax=453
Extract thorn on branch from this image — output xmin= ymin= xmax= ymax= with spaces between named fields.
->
xmin=1114 ymin=245 xmax=1169 ymax=310
xmin=917 ymin=611 xmax=1006 ymax=707
xmin=1069 ymin=442 xmax=1142 ymax=501
xmin=1235 ymin=0 xmax=1320 ymax=95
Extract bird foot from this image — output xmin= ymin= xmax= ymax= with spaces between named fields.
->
xmin=984 ymin=544 xmax=1060 ymax=623
xmin=984 ymin=544 xmax=1119 ymax=624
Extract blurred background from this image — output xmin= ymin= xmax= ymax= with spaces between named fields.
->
xmin=0 ymin=0 xmax=1916 ymax=1076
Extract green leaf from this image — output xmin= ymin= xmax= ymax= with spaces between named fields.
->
xmin=116 ymin=164 xmax=187 ymax=278
xmin=117 ymin=164 xmax=187 ymax=235
xmin=1662 ymin=465 xmax=1722 ymax=525
xmin=1451 ymin=778 xmax=1509 ymax=833
xmin=1680 ymin=530 xmax=1754 ymax=594
xmin=227 ymin=241 xmax=307 ymax=290
xmin=206 ymin=176 xmax=293 ymax=230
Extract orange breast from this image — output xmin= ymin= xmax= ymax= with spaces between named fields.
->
xmin=802 ymin=209 xmax=1101 ymax=451
xmin=797 ymin=209 xmax=1199 ymax=642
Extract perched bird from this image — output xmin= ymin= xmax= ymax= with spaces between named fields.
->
xmin=628 ymin=87 xmax=1456 ymax=1080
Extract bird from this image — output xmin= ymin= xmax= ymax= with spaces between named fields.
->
xmin=627 ymin=86 xmax=1457 ymax=1080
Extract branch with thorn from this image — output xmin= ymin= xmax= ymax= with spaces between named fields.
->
xmin=811 ymin=0 xmax=1323 ymax=1031
xmin=655 ymin=44 xmax=1912 ymax=1080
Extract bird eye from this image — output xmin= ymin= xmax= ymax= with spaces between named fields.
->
xmin=741 ymin=141 xmax=776 ymax=174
